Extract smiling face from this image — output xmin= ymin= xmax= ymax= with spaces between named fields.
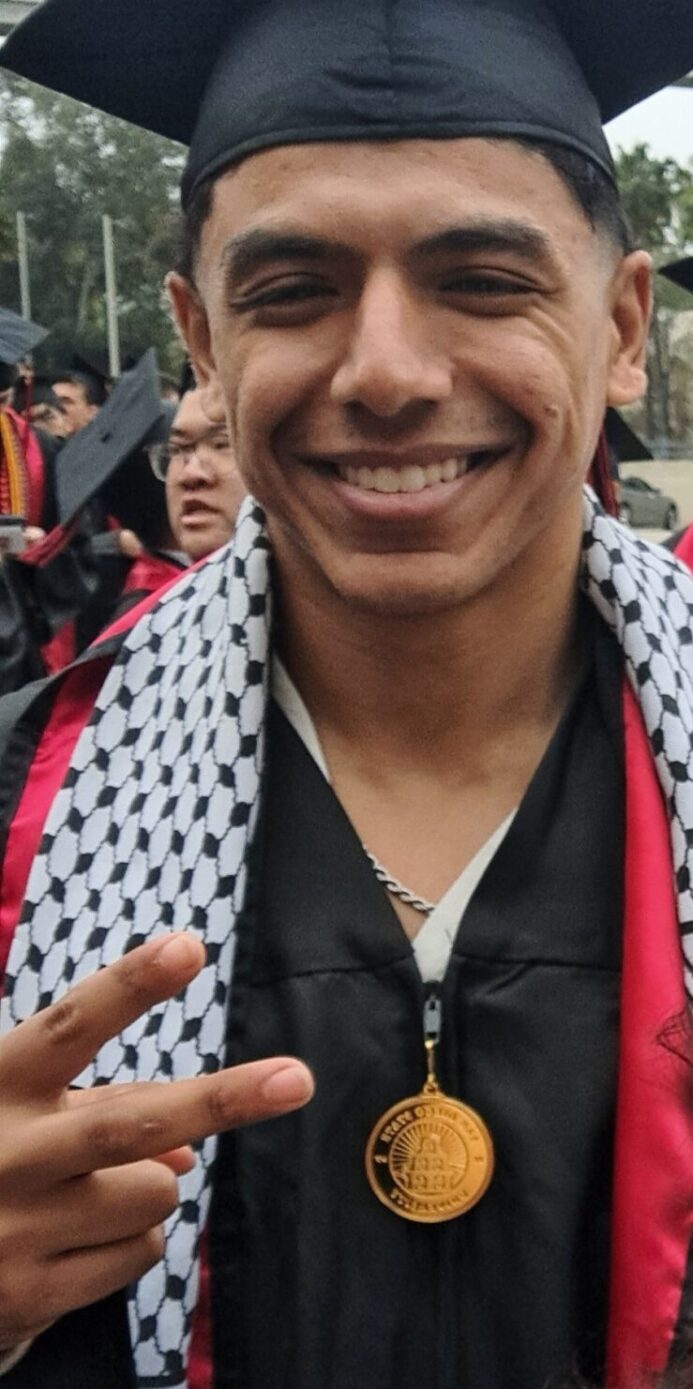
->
xmin=164 ymin=387 xmax=246 ymax=561
xmin=170 ymin=138 xmax=650 ymax=618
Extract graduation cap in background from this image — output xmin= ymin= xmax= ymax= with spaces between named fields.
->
xmin=605 ymin=408 xmax=653 ymax=469
xmin=3 ymin=0 xmax=693 ymax=209
xmin=0 ymin=306 xmax=48 ymax=368
xmin=659 ymin=258 xmax=693 ymax=296
xmin=54 ymin=347 xmax=168 ymax=524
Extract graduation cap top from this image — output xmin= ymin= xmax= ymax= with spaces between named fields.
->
xmin=0 ymin=306 xmax=48 ymax=367
xmin=660 ymin=258 xmax=693 ymax=295
xmin=54 ymin=348 xmax=166 ymax=523
xmin=3 ymin=0 xmax=693 ymax=209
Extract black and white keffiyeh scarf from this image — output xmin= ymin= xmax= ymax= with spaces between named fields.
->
xmin=2 ymin=488 xmax=693 ymax=1387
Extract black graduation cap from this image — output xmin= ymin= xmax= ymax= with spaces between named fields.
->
xmin=0 ymin=306 xmax=48 ymax=367
xmin=2 ymin=0 xmax=692 ymax=208
xmin=659 ymin=258 xmax=693 ymax=296
xmin=605 ymin=408 xmax=653 ymax=466
xmin=54 ymin=348 xmax=167 ymax=523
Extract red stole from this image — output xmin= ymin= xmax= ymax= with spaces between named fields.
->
xmin=607 ymin=687 xmax=693 ymax=1386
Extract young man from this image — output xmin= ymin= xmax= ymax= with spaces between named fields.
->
xmin=51 ymin=358 xmax=110 ymax=437
xmin=0 ymin=3 xmax=691 ymax=1389
xmin=149 ymin=386 xmax=246 ymax=563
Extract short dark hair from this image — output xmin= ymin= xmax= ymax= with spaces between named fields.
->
xmin=176 ymin=137 xmax=633 ymax=283
xmin=55 ymin=369 xmax=109 ymax=408
xmin=526 ymin=139 xmax=634 ymax=254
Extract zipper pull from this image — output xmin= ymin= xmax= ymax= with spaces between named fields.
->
xmin=422 ymin=984 xmax=442 ymax=1093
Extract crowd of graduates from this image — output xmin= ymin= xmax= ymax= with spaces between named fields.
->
xmin=0 ymin=307 xmax=245 ymax=698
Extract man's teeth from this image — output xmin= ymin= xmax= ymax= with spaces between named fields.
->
xmin=337 ymin=454 xmax=493 ymax=493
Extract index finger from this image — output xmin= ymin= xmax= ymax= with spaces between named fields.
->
xmin=0 ymin=934 xmax=205 ymax=1100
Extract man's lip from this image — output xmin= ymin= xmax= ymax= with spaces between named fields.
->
xmin=299 ymin=445 xmax=512 ymax=470
xmin=181 ymin=501 xmax=217 ymax=519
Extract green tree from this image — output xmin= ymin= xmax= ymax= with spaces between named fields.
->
xmin=615 ymin=143 xmax=688 ymax=253
xmin=614 ymin=143 xmax=693 ymax=447
xmin=0 ymin=74 xmax=186 ymax=375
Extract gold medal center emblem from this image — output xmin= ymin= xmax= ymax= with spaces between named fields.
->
xmin=365 ymin=1030 xmax=494 ymax=1224
xmin=365 ymin=1089 xmax=494 ymax=1222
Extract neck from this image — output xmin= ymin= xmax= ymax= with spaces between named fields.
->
xmin=275 ymin=515 xmax=586 ymax=782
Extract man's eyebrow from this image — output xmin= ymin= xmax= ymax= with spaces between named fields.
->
xmin=413 ymin=220 xmax=555 ymax=265
xmin=222 ymin=230 xmax=347 ymax=284
xmin=220 ymin=219 xmax=557 ymax=287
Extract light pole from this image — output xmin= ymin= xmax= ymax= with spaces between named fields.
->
xmin=102 ymin=213 xmax=121 ymax=378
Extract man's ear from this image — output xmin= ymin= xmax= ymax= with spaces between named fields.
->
xmin=166 ymin=272 xmax=226 ymax=422
xmin=607 ymin=250 xmax=653 ymax=408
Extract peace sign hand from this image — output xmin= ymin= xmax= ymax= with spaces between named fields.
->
xmin=0 ymin=933 xmax=313 ymax=1351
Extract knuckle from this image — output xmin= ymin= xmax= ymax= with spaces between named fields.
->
xmin=117 ymin=954 xmax=160 ymax=1009
xmin=41 ymin=994 xmax=84 ymax=1049
xmin=205 ymin=1075 xmax=240 ymax=1129
xmin=85 ymin=1111 xmax=135 ymax=1164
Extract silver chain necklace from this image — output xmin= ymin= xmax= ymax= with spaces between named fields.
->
xmin=363 ymin=848 xmax=437 ymax=916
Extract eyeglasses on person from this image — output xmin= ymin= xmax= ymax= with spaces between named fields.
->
xmin=147 ymin=427 xmax=233 ymax=481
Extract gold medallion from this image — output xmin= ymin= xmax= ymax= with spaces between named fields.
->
xmin=365 ymin=1045 xmax=494 ymax=1223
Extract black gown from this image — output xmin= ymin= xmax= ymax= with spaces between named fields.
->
xmin=209 ymin=619 xmax=624 ymax=1389
xmin=2 ymin=617 xmax=625 ymax=1389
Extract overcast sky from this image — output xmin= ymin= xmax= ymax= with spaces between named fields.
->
xmin=607 ymin=87 xmax=693 ymax=166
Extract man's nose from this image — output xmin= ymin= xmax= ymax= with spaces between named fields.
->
xmin=180 ymin=450 xmax=214 ymax=484
xmin=330 ymin=270 xmax=453 ymax=419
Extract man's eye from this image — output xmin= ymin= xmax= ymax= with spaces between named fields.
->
xmin=211 ymin=436 xmax=232 ymax=451
xmin=442 ymin=272 xmax=535 ymax=296
xmin=232 ymin=277 xmax=336 ymax=311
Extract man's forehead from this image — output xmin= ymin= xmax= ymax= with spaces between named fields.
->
xmin=203 ymin=138 xmax=591 ymax=266
xmin=53 ymin=380 xmax=83 ymax=398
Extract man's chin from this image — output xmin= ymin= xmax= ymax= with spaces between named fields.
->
xmin=322 ymin=559 xmax=494 ymax=619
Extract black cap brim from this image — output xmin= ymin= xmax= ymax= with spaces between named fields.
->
xmin=605 ymin=408 xmax=653 ymax=465
xmin=660 ymin=257 xmax=693 ymax=295
xmin=3 ymin=0 xmax=692 ymax=208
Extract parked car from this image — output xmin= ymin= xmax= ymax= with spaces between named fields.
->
xmin=619 ymin=475 xmax=679 ymax=530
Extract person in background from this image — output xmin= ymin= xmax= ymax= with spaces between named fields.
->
xmin=149 ymin=386 xmax=246 ymax=562
xmin=0 ymin=352 xmax=180 ymax=691
xmin=51 ymin=355 xmax=110 ymax=436
xmin=13 ymin=377 xmax=68 ymax=441
xmin=0 ymin=384 xmax=245 ymax=991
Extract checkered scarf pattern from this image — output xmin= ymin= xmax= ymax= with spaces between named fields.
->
xmin=2 ymin=489 xmax=693 ymax=1387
